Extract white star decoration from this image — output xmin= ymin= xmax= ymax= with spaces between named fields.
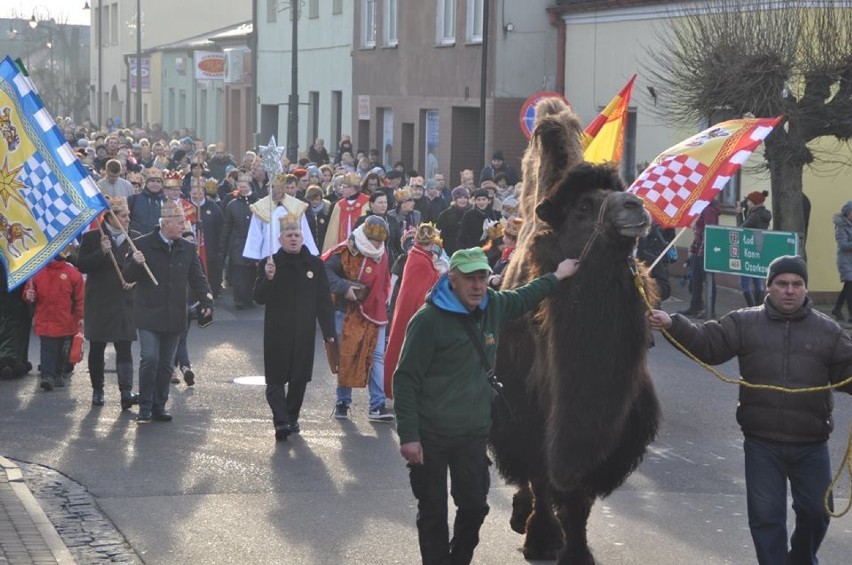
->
xmin=258 ymin=136 xmax=285 ymax=179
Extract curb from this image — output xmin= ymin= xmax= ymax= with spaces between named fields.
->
xmin=0 ymin=455 xmax=76 ymax=565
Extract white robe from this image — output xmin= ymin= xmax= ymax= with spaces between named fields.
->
xmin=242 ymin=204 xmax=318 ymax=259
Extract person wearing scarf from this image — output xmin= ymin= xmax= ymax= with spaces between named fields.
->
xmin=322 ymin=216 xmax=393 ymax=421
xmin=322 ymin=173 xmax=370 ymax=253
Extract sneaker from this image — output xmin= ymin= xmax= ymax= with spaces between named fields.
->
xmin=182 ymin=366 xmax=195 ymax=387
xmin=334 ymin=402 xmax=350 ymax=419
xmin=92 ymin=389 xmax=105 ymax=406
xmin=368 ymin=405 xmax=395 ymax=422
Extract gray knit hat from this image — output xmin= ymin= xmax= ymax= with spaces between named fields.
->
xmin=766 ymin=255 xmax=808 ymax=286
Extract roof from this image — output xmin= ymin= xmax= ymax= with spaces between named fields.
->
xmin=141 ymin=21 xmax=252 ymax=54
xmin=552 ymin=0 xmax=683 ymax=13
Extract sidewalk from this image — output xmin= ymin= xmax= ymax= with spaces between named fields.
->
xmin=0 ymin=456 xmax=74 ymax=565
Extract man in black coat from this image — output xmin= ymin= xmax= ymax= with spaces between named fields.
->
xmin=220 ymin=174 xmax=259 ymax=308
xmin=77 ymin=196 xmax=140 ymax=409
xmin=254 ymin=215 xmax=335 ymax=441
xmin=125 ymin=199 xmax=213 ymax=423
xmin=189 ymin=178 xmax=225 ymax=298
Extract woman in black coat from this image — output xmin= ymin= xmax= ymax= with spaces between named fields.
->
xmin=76 ymin=197 xmax=139 ymax=409
xmin=254 ymin=220 xmax=336 ymax=441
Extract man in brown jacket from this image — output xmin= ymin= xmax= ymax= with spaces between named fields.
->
xmin=648 ymin=255 xmax=852 ymax=565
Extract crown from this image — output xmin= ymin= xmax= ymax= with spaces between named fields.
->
xmin=415 ymin=222 xmax=440 ymax=246
xmin=163 ymin=169 xmax=184 ymax=188
xmin=278 ymin=212 xmax=302 ymax=232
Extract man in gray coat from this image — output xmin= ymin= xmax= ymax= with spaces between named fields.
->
xmin=648 ymin=255 xmax=852 ymax=565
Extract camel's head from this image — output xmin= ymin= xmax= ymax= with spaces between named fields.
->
xmin=535 ymin=162 xmax=651 ymax=258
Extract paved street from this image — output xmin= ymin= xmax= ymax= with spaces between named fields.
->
xmin=1 ymin=284 xmax=851 ymax=564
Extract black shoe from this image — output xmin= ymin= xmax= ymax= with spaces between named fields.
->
xmin=0 ymin=366 xmax=13 ymax=380
xmin=182 ymin=366 xmax=195 ymax=387
xmin=170 ymin=373 xmax=180 ymax=384
xmin=40 ymin=378 xmax=53 ymax=391
xmin=274 ymin=424 xmax=290 ymax=441
xmin=285 ymin=421 xmax=300 ymax=434
xmin=92 ymin=389 xmax=105 ymax=406
xmin=137 ymin=412 xmax=152 ymax=423
xmin=152 ymin=411 xmax=173 ymax=422
xmin=120 ymin=391 xmax=137 ymax=410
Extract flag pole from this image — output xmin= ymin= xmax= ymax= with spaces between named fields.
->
xmin=647 ymin=226 xmax=688 ymax=272
xmin=107 ymin=208 xmax=159 ymax=285
xmin=97 ymin=216 xmax=129 ymax=286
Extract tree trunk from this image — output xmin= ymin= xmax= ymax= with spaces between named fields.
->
xmin=767 ymin=155 xmax=806 ymax=254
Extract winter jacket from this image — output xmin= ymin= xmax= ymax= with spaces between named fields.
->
xmin=834 ymin=203 xmax=852 ymax=282
xmin=393 ymin=272 xmax=558 ymax=445
xmin=220 ymin=193 xmax=259 ymax=266
xmin=688 ymin=202 xmax=720 ymax=257
xmin=741 ymin=204 xmax=772 ymax=230
xmin=77 ymin=227 xmax=138 ymax=342
xmin=123 ymin=228 xmax=213 ymax=333
xmin=25 ymin=259 xmax=84 ymax=337
xmin=667 ymin=298 xmax=852 ymax=444
xmin=128 ymin=188 xmax=165 ymax=235
xmin=457 ymin=207 xmax=500 ymax=250
xmin=436 ymin=205 xmax=467 ymax=256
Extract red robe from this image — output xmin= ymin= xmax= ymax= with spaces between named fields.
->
xmin=383 ymin=244 xmax=439 ymax=398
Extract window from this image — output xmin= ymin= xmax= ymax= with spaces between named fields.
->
xmin=363 ymin=0 xmax=376 ymax=47
xmin=333 ymin=0 xmax=343 ymax=15
xmin=309 ymin=0 xmax=319 ymax=19
xmin=267 ymin=0 xmax=277 ymax=23
xmin=466 ymin=0 xmax=483 ymax=43
xmin=437 ymin=0 xmax=456 ymax=45
xmin=384 ymin=0 xmax=398 ymax=46
xmin=110 ymin=2 xmax=118 ymax=45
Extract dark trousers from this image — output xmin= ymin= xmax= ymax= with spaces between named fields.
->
xmin=408 ymin=436 xmax=490 ymax=565
xmin=39 ymin=336 xmax=71 ymax=384
xmin=88 ymin=340 xmax=132 ymax=390
xmin=688 ymin=255 xmax=716 ymax=314
xmin=744 ymin=437 xmax=832 ymax=565
xmin=207 ymin=256 xmax=223 ymax=298
xmin=265 ymin=376 xmax=308 ymax=426
xmin=229 ymin=263 xmax=255 ymax=306
xmin=138 ymin=329 xmax=181 ymax=414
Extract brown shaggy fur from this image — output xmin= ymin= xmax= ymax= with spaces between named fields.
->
xmin=490 ymin=99 xmax=661 ymax=564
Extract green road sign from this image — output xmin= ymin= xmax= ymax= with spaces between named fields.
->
xmin=704 ymin=226 xmax=799 ymax=277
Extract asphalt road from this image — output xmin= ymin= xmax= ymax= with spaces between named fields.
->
xmin=1 ymin=288 xmax=851 ymax=564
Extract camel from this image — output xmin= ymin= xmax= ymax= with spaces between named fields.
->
xmin=490 ymin=99 xmax=661 ymax=564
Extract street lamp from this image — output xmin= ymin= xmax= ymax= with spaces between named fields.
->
xmin=29 ymin=15 xmax=38 ymax=29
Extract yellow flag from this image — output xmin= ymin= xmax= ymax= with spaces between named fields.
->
xmin=581 ymin=75 xmax=636 ymax=164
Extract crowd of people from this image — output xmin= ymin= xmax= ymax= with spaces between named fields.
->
xmin=3 ymin=117 xmax=852 ymax=564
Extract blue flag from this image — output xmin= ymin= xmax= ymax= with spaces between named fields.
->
xmin=0 ymin=56 xmax=107 ymax=289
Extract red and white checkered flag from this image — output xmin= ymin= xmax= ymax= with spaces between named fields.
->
xmin=629 ymin=117 xmax=781 ymax=227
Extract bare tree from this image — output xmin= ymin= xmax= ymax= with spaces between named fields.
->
xmin=647 ymin=0 xmax=852 ymax=233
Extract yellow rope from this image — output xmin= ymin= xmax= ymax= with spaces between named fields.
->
xmin=633 ymin=272 xmax=852 ymax=517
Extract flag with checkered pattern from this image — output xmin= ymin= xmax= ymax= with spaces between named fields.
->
xmin=0 ymin=57 xmax=107 ymax=289
xmin=628 ymin=117 xmax=781 ymax=228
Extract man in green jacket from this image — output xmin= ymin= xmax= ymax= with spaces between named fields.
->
xmin=393 ymin=247 xmax=579 ymax=565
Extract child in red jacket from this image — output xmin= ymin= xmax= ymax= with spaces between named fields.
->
xmin=24 ymin=257 xmax=84 ymax=391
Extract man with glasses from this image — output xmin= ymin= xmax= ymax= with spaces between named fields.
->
xmin=647 ymin=255 xmax=852 ymax=565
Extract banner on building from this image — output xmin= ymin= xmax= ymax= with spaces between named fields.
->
xmin=129 ymin=56 xmax=150 ymax=92
xmin=194 ymin=51 xmax=225 ymax=80
xmin=0 ymin=57 xmax=108 ymax=289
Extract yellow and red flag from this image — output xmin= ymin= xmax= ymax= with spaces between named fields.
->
xmin=628 ymin=117 xmax=782 ymax=228
xmin=581 ymin=75 xmax=636 ymax=164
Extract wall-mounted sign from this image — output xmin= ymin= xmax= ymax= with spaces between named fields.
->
xmin=194 ymin=51 xmax=225 ymax=80
xmin=129 ymin=57 xmax=150 ymax=92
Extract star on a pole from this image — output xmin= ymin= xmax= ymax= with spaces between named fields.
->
xmin=258 ymin=136 xmax=285 ymax=180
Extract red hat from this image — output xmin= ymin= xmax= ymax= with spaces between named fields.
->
xmin=292 ymin=167 xmax=307 ymax=178
xmin=746 ymin=191 xmax=768 ymax=205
